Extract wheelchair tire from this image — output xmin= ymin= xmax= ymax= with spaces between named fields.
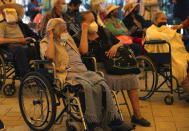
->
xmin=164 ymin=95 xmax=174 ymax=105
xmin=2 ymin=84 xmax=16 ymax=97
xmin=18 ymin=72 xmax=56 ymax=131
xmin=136 ymin=56 xmax=158 ymax=100
xmin=0 ymin=55 xmax=6 ymax=90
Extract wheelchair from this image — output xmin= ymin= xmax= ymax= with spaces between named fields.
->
xmin=18 ymin=57 xmax=125 ymax=131
xmin=136 ymin=40 xmax=184 ymax=105
xmin=0 ymin=39 xmax=39 ymax=96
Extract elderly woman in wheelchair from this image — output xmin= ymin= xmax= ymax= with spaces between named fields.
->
xmin=144 ymin=12 xmax=189 ymax=102
xmin=30 ymin=18 xmax=133 ymax=131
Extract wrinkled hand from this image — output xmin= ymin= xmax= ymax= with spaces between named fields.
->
xmin=16 ymin=38 xmax=29 ymax=44
xmin=106 ymin=45 xmax=118 ymax=59
xmin=171 ymin=24 xmax=182 ymax=30
xmin=47 ymin=27 xmax=54 ymax=39
xmin=81 ymin=22 xmax=89 ymax=31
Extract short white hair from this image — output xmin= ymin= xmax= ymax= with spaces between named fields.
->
xmin=152 ymin=12 xmax=164 ymax=22
xmin=46 ymin=18 xmax=66 ymax=35
xmin=51 ymin=0 xmax=60 ymax=8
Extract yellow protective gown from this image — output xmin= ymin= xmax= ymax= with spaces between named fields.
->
xmin=145 ymin=25 xmax=189 ymax=85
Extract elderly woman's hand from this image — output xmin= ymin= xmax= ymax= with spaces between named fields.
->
xmin=47 ymin=27 xmax=54 ymax=39
xmin=81 ymin=22 xmax=90 ymax=32
xmin=106 ymin=45 xmax=118 ymax=59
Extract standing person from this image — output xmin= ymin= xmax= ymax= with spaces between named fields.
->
xmin=140 ymin=0 xmax=160 ymax=21
xmin=27 ymin=0 xmax=41 ymax=21
xmin=171 ymin=17 xmax=189 ymax=30
xmin=173 ymin=0 xmax=189 ymax=21
xmin=67 ymin=0 xmax=82 ymax=23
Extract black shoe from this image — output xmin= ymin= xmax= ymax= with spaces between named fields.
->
xmin=0 ymin=120 xmax=5 ymax=130
xmin=131 ymin=115 xmax=150 ymax=127
xmin=110 ymin=121 xmax=135 ymax=131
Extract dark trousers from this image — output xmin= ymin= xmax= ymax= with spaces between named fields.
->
xmin=9 ymin=45 xmax=37 ymax=78
xmin=129 ymin=43 xmax=143 ymax=57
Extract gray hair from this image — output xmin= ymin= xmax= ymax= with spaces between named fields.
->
xmin=46 ymin=18 xmax=66 ymax=35
xmin=152 ymin=12 xmax=164 ymax=22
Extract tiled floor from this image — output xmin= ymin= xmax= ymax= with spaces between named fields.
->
xmin=0 ymin=80 xmax=189 ymax=131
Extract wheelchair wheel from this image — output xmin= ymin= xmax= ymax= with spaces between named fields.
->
xmin=2 ymin=84 xmax=16 ymax=97
xmin=63 ymin=98 xmax=82 ymax=122
xmin=0 ymin=55 xmax=6 ymax=90
xmin=164 ymin=95 xmax=174 ymax=105
xmin=136 ymin=56 xmax=158 ymax=100
xmin=18 ymin=72 xmax=56 ymax=131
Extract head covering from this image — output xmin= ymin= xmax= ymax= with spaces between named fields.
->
xmin=122 ymin=2 xmax=138 ymax=17
xmin=0 ymin=3 xmax=24 ymax=19
xmin=46 ymin=18 xmax=66 ymax=33
xmin=105 ymin=4 xmax=120 ymax=16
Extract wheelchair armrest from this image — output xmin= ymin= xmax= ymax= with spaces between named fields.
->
xmin=30 ymin=59 xmax=56 ymax=79
xmin=144 ymin=40 xmax=167 ymax=45
xmin=144 ymin=40 xmax=171 ymax=53
xmin=82 ymin=56 xmax=97 ymax=72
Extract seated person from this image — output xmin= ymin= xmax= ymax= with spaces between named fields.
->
xmin=104 ymin=4 xmax=142 ymax=56
xmin=0 ymin=3 xmax=40 ymax=77
xmin=145 ymin=12 xmax=189 ymax=100
xmin=77 ymin=11 xmax=150 ymax=127
xmin=40 ymin=18 xmax=134 ymax=131
xmin=122 ymin=2 xmax=152 ymax=38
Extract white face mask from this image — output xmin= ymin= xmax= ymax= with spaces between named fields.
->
xmin=60 ymin=33 xmax=69 ymax=43
xmin=0 ymin=13 xmax=4 ymax=21
xmin=3 ymin=8 xmax=18 ymax=23
xmin=62 ymin=4 xmax=68 ymax=13
xmin=88 ymin=21 xmax=98 ymax=34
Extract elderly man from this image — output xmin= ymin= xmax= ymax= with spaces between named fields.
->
xmin=0 ymin=3 xmax=39 ymax=77
xmin=40 ymin=18 xmax=135 ymax=131
xmin=145 ymin=12 xmax=189 ymax=100
xmin=40 ymin=0 xmax=73 ymax=37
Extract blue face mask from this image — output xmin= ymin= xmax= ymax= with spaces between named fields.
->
xmin=62 ymin=4 xmax=68 ymax=13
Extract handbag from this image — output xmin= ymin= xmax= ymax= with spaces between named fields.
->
xmin=104 ymin=45 xmax=140 ymax=75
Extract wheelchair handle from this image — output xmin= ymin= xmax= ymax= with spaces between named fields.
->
xmin=144 ymin=40 xmax=167 ymax=45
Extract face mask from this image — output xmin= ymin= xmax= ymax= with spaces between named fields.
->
xmin=157 ymin=22 xmax=167 ymax=27
xmin=0 ymin=13 xmax=4 ymax=21
xmin=60 ymin=33 xmax=69 ymax=42
xmin=4 ymin=8 xmax=18 ymax=23
xmin=88 ymin=21 xmax=98 ymax=33
xmin=62 ymin=4 xmax=68 ymax=13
